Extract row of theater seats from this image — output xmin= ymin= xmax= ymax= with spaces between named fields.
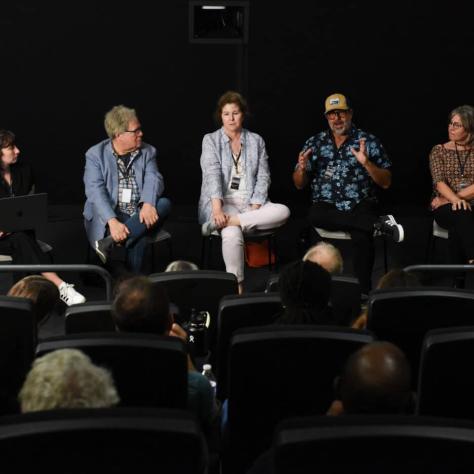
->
xmin=4 ymin=289 xmax=474 ymax=472
xmin=2 ymin=408 xmax=474 ymax=473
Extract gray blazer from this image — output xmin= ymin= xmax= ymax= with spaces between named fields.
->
xmin=83 ymin=139 xmax=164 ymax=245
xmin=198 ymin=128 xmax=270 ymax=224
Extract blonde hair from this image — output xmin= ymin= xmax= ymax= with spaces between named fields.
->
xmin=8 ymin=275 xmax=59 ymax=324
xmin=104 ymin=105 xmax=137 ymax=138
xmin=19 ymin=349 xmax=120 ymax=413
xmin=303 ymin=241 xmax=343 ymax=274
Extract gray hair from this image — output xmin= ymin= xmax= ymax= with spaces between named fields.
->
xmin=104 ymin=105 xmax=137 ymax=138
xmin=19 ymin=349 xmax=120 ymax=413
xmin=165 ymin=260 xmax=199 ymax=272
xmin=303 ymin=241 xmax=343 ymax=274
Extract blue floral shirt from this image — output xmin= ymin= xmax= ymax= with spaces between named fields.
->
xmin=300 ymin=126 xmax=391 ymax=211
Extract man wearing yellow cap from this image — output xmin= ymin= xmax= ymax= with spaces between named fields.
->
xmin=293 ymin=93 xmax=404 ymax=293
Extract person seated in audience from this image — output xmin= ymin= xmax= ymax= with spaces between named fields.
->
xmin=111 ymin=276 xmax=217 ymax=427
xmin=7 ymin=275 xmax=59 ymax=327
xmin=19 ymin=348 xmax=119 ymax=412
xmin=0 ymin=129 xmax=85 ymax=306
xmin=327 ymin=341 xmax=414 ymax=415
xmin=351 ymin=268 xmax=421 ymax=329
xmin=165 ymin=259 xmax=199 ymax=272
xmin=275 ymin=260 xmax=334 ymax=325
xmin=247 ymin=341 xmax=413 ymax=474
xmin=302 ymin=241 xmax=343 ymax=274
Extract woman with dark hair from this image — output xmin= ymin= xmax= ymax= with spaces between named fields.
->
xmin=198 ymin=91 xmax=290 ymax=293
xmin=430 ymin=105 xmax=474 ymax=263
xmin=275 ymin=260 xmax=333 ymax=325
xmin=0 ymin=130 xmax=85 ymax=305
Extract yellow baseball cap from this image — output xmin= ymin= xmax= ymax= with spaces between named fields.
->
xmin=324 ymin=93 xmax=351 ymax=114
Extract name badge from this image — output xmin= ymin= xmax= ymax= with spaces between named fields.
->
xmin=230 ymin=176 xmax=241 ymax=190
xmin=121 ymin=188 xmax=132 ymax=203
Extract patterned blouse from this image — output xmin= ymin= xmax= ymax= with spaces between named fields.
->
xmin=300 ymin=125 xmax=391 ymax=211
xmin=429 ymin=144 xmax=474 ymax=195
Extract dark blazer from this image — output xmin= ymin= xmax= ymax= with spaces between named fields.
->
xmin=0 ymin=162 xmax=34 ymax=198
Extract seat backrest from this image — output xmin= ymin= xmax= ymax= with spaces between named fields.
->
xmin=0 ymin=407 xmax=207 ymax=474
xmin=224 ymin=325 xmax=374 ymax=473
xmin=265 ymin=274 xmax=362 ymax=326
xmin=367 ymin=287 xmax=474 ymax=384
xmin=36 ymin=333 xmax=188 ymax=409
xmin=64 ymin=301 xmax=115 ymax=334
xmin=0 ymin=296 xmax=36 ymax=414
xmin=214 ymin=292 xmax=282 ymax=400
xmin=417 ymin=326 xmax=474 ymax=419
xmin=149 ymin=270 xmax=238 ymax=347
xmin=273 ymin=415 xmax=474 ymax=474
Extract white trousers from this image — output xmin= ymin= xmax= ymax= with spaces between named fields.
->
xmin=220 ymin=197 xmax=290 ymax=282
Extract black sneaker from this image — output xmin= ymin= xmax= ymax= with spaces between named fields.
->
xmin=95 ymin=236 xmax=114 ymax=264
xmin=376 ymin=215 xmax=404 ymax=243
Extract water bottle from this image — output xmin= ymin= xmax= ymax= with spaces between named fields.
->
xmin=201 ymin=363 xmax=217 ymax=395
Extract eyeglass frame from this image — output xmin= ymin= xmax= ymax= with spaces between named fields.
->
xmin=325 ymin=109 xmax=351 ymax=119
xmin=123 ymin=126 xmax=143 ymax=135
xmin=448 ymin=121 xmax=464 ymax=130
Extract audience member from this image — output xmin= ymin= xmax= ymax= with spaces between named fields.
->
xmin=199 ymin=91 xmax=290 ymax=293
xmin=19 ymin=349 xmax=119 ymax=412
xmin=84 ymin=105 xmax=171 ymax=275
xmin=111 ymin=276 xmax=217 ymax=426
xmin=7 ymin=275 xmax=59 ymax=326
xmin=352 ymin=269 xmax=421 ymax=329
xmin=303 ymin=241 xmax=343 ymax=274
xmin=0 ymin=130 xmax=85 ymax=305
xmin=275 ymin=260 xmax=333 ymax=325
xmin=165 ymin=260 xmax=199 ymax=272
xmin=293 ymin=93 xmax=403 ymax=294
xmin=327 ymin=341 xmax=413 ymax=415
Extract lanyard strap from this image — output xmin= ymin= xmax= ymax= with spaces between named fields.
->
xmin=455 ymin=142 xmax=471 ymax=177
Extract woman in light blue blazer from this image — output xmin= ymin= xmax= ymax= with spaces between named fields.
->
xmin=198 ymin=91 xmax=290 ymax=292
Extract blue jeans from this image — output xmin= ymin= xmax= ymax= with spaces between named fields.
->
xmin=116 ymin=197 xmax=171 ymax=273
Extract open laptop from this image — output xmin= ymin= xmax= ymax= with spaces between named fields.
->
xmin=0 ymin=193 xmax=48 ymax=232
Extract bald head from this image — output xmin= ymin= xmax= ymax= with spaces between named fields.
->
xmin=303 ymin=242 xmax=343 ymax=274
xmin=340 ymin=342 xmax=412 ymax=414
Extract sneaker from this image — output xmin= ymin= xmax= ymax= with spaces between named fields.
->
xmin=95 ymin=236 xmax=114 ymax=264
xmin=59 ymin=282 xmax=86 ymax=306
xmin=375 ymin=215 xmax=404 ymax=243
xmin=201 ymin=221 xmax=218 ymax=236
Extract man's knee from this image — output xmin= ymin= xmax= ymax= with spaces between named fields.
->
xmin=156 ymin=197 xmax=172 ymax=219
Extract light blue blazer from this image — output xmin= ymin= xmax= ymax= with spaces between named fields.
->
xmin=83 ymin=139 xmax=164 ymax=245
xmin=198 ymin=128 xmax=270 ymax=224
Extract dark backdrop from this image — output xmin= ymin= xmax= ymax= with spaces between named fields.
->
xmin=1 ymin=1 xmax=473 ymax=215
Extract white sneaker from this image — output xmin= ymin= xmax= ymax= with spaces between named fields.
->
xmin=59 ymin=282 xmax=86 ymax=306
xmin=201 ymin=221 xmax=218 ymax=236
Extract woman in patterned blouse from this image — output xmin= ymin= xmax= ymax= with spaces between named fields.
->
xmin=429 ymin=105 xmax=474 ymax=263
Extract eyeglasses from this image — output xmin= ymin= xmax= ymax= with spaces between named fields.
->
xmin=326 ymin=110 xmax=349 ymax=119
xmin=124 ymin=127 xmax=142 ymax=135
xmin=448 ymin=121 xmax=464 ymax=130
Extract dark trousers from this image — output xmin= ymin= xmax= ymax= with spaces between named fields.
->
xmin=433 ymin=204 xmax=474 ymax=263
xmin=308 ymin=200 xmax=378 ymax=293
xmin=0 ymin=230 xmax=49 ymax=264
xmin=0 ymin=230 xmax=50 ymax=281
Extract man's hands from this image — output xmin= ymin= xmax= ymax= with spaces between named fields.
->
xmin=431 ymin=196 xmax=471 ymax=211
xmin=297 ymin=148 xmax=312 ymax=171
xmin=107 ymin=218 xmax=130 ymax=243
xmin=350 ymin=138 xmax=368 ymax=166
xmin=139 ymin=202 xmax=159 ymax=228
